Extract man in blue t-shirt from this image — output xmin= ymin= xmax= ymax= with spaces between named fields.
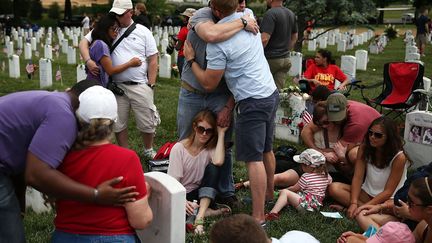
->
xmin=416 ymin=8 xmax=429 ymax=56
xmin=184 ymin=0 xmax=279 ymax=226
xmin=0 ymin=80 xmax=136 ymax=242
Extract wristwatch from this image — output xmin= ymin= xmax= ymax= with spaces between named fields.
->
xmin=147 ymin=83 xmax=155 ymax=89
xmin=187 ymin=58 xmax=195 ymax=67
xmin=240 ymin=17 xmax=247 ymax=29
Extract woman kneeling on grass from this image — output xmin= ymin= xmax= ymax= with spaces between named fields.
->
xmin=53 ymin=86 xmax=152 ymax=243
xmin=328 ymin=116 xmax=409 ymax=220
xmin=265 ymin=149 xmax=332 ymax=220
xmin=168 ymin=110 xmax=229 ymax=235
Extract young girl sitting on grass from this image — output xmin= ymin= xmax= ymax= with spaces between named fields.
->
xmin=266 ymin=149 xmax=332 ymax=220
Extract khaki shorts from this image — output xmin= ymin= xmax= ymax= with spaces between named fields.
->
xmin=114 ymin=83 xmax=160 ymax=133
xmin=416 ymin=33 xmax=427 ymax=46
xmin=266 ymin=57 xmax=292 ymax=90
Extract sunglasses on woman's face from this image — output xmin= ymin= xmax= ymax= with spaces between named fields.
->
xmin=315 ymin=119 xmax=330 ymax=127
xmin=407 ymin=195 xmax=428 ymax=208
xmin=196 ymin=126 xmax=214 ymax=135
xmin=368 ymin=130 xmax=385 ymax=139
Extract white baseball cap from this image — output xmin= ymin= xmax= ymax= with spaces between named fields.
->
xmin=76 ymin=86 xmax=118 ymax=123
xmin=293 ymin=149 xmax=326 ymax=168
xmin=110 ymin=0 xmax=133 ymax=15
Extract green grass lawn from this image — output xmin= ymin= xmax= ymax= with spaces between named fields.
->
xmin=0 ymin=24 xmax=430 ymax=242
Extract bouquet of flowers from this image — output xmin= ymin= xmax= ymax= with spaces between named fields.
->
xmin=384 ymin=24 xmax=399 ymax=40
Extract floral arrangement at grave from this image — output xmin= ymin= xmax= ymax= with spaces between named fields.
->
xmin=384 ymin=24 xmax=399 ymax=40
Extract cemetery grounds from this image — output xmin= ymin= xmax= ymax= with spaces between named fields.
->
xmin=0 ymin=24 xmax=431 ymax=243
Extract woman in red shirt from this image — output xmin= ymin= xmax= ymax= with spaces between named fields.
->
xmin=303 ymin=49 xmax=349 ymax=91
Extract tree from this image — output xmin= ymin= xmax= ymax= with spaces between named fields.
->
xmin=0 ymin=0 xmax=13 ymax=15
xmin=29 ymin=0 xmax=43 ymax=20
xmin=284 ymin=0 xmax=377 ymax=52
xmin=64 ymin=0 xmax=72 ymax=20
xmin=48 ymin=2 xmax=61 ymax=19
xmin=142 ymin=0 xmax=168 ymax=25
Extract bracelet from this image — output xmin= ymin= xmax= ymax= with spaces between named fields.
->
xmin=93 ymin=188 xmax=99 ymax=202
xmin=84 ymin=58 xmax=91 ymax=64
xmin=350 ymin=202 xmax=358 ymax=205
xmin=187 ymin=58 xmax=195 ymax=67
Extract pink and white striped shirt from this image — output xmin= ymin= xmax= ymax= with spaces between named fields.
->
xmin=298 ymin=172 xmax=332 ymax=198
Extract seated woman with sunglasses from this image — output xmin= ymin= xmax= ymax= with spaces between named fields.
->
xmin=236 ymin=102 xmax=340 ymax=190
xmin=168 ymin=110 xmax=229 ymax=235
xmin=328 ymin=117 xmax=409 ymax=220
xmin=86 ymin=14 xmax=142 ymax=87
xmin=337 ymin=176 xmax=432 ymax=243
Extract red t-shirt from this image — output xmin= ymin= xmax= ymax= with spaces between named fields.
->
xmin=304 ymin=64 xmax=347 ymax=91
xmin=176 ymin=26 xmax=189 ymax=57
xmin=55 ymin=144 xmax=147 ymax=235
xmin=342 ymin=101 xmax=381 ymax=144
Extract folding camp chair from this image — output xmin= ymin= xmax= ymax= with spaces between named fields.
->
xmin=349 ymin=62 xmax=424 ymax=119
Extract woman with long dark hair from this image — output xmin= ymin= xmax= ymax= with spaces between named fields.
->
xmin=87 ymin=14 xmax=142 ymax=87
xmin=329 ymin=116 xmax=409 ymax=220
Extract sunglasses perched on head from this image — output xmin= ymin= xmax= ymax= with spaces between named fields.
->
xmin=196 ymin=126 xmax=214 ymax=135
xmin=368 ymin=130 xmax=385 ymax=139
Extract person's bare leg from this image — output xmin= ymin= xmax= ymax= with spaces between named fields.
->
xmin=142 ymin=132 xmax=154 ymax=150
xmin=328 ymin=182 xmax=352 ymax=207
xmin=247 ymin=161 xmax=266 ymax=223
xmin=195 ymin=197 xmax=211 ymax=235
xmin=274 ymin=169 xmax=300 ymax=188
xmin=269 ymin=189 xmax=289 ymax=214
xmin=263 ymin=151 xmax=275 ymax=201
xmin=115 ymin=129 xmax=128 ymax=148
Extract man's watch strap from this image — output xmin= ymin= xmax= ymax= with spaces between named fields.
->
xmin=147 ymin=83 xmax=155 ymax=89
xmin=240 ymin=17 xmax=247 ymax=29
xmin=188 ymin=58 xmax=195 ymax=66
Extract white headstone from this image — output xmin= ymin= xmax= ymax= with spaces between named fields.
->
xmin=39 ymin=58 xmax=52 ymax=88
xmin=44 ymin=45 xmax=52 ymax=59
xmin=13 ymin=31 xmax=18 ymax=41
xmin=288 ymin=52 xmax=303 ymax=77
xmin=353 ymin=35 xmax=359 ymax=46
xmin=154 ymin=35 xmax=160 ymax=47
xmin=136 ymin=172 xmax=186 ymax=243
xmin=404 ymin=111 xmax=432 ymax=168
xmin=160 ymin=38 xmax=169 ymax=54
xmin=7 ymin=41 xmax=14 ymax=56
xmin=24 ymin=43 xmax=32 ymax=60
xmin=307 ymin=39 xmax=316 ymax=51
xmin=76 ymin=64 xmax=87 ymax=82
xmin=318 ymin=37 xmax=327 ymax=49
xmin=46 ymin=37 xmax=51 ymax=45
xmin=72 ymin=35 xmax=78 ymax=47
xmin=369 ymin=44 xmax=379 ymax=54
xmin=62 ymin=39 xmax=68 ymax=54
xmin=31 ymin=37 xmax=37 ymax=51
xmin=328 ymin=33 xmax=336 ymax=45
xmin=4 ymin=35 xmax=10 ymax=44
xmin=406 ymin=46 xmax=418 ymax=57
xmin=355 ymin=50 xmax=368 ymax=71
xmin=67 ymin=46 xmax=76 ymax=64
xmin=337 ymin=40 xmax=346 ymax=52
xmin=17 ymin=36 xmax=23 ymax=49
xmin=8 ymin=54 xmax=20 ymax=78
xmin=159 ymin=54 xmax=171 ymax=78
xmin=340 ymin=55 xmax=356 ymax=81
xmin=406 ymin=53 xmax=421 ymax=61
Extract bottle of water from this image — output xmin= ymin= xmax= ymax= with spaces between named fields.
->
xmin=186 ymin=200 xmax=198 ymax=225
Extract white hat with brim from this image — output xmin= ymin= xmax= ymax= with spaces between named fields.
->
xmin=293 ymin=149 xmax=326 ymax=168
xmin=110 ymin=0 xmax=133 ymax=15
xmin=76 ymin=86 xmax=118 ymax=123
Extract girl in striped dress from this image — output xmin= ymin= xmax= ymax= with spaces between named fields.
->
xmin=266 ymin=149 xmax=332 ymax=220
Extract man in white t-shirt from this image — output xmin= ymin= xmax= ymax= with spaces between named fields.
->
xmin=79 ymin=0 xmax=159 ymax=157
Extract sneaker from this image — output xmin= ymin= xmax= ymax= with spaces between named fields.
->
xmin=215 ymin=195 xmax=242 ymax=209
xmin=265 ymin=212 xmax=280 ymax=221
xmin=143 ymin=148 xmax=156 ymax=159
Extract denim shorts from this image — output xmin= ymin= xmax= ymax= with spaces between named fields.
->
xmin=235 ymin=91 xmax=279 ymax=162
xmin=51 ymin=230 xmax=139 ymax=243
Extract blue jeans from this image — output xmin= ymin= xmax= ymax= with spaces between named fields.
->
xmin=52 ymin=230 xmax=139 ymax=243
xmin=177 ymin=87 xmax=234 ymax=198
xmin=0 ymin=174 xmax=25 ymax=243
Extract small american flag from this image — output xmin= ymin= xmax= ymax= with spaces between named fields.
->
xmin=55 ymin=68 xmax=62 ymax=81
xmin=301 ymin=110 xmax=313 ymax=124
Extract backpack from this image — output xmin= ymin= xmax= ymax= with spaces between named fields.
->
xmin=274 ymin=145 xmax=298 ymax=174
xmin=148 ymin=142 xmax=177 ymax=173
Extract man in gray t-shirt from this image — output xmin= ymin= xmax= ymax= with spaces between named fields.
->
xmin=260 ymin=0 xmax=298 ymax=90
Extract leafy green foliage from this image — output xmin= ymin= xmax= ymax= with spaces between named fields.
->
xmin=29 ymin=0 xmax=43 ymax=20
xmin=48 ymin=2 xmax=61 ymax=19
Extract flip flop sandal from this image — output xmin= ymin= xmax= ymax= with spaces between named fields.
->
xmin=265 ymin=212 xmax=280 ymax=221
xmin=215 ymin=203 xmax=232 ymax=216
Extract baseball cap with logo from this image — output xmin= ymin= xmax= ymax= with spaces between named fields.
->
xmin=326 ymin=93 xmax=347 ymax=122
xmin=366 ymin=222 xmax=415 ymax=243
xmin=110 ymin=0 xmax=133 ymax=15
xmin=293 ymin=149 xmax=326 ymax=168
xmin=181 ymin=8 xmax=196 ymax=18
xmin=76 ymin=86 xmax=118 ymax=123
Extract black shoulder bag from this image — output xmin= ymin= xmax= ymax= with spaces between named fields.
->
xmin=106 ymin=23 xmax=137 ymax=96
